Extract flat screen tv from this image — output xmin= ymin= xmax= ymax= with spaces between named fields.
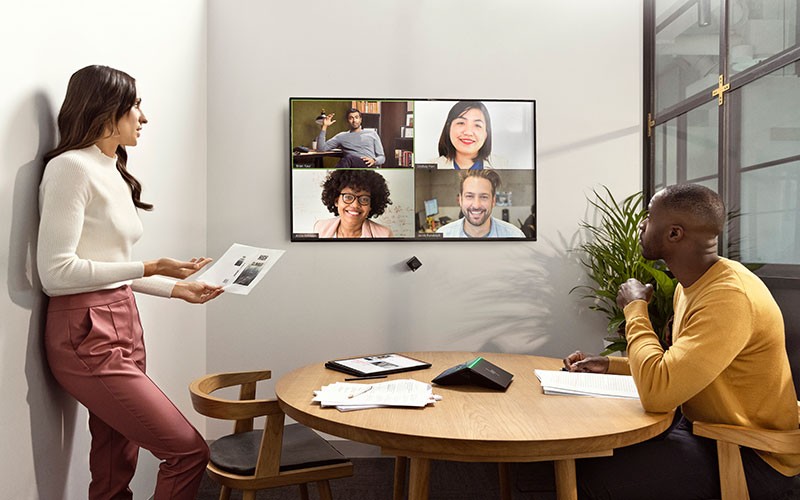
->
xmin=290 ymin=98 xmax=536 ymax=241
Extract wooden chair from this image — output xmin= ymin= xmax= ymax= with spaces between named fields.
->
xmin=694 ymin=277 xmax=800 ymax=499
xmin=693 ymin=402 xmax=800 ymax=499
xmin=189 ymin=370 xmax=353 ymax=500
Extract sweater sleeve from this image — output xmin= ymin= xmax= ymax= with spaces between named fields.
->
xmin=37 ymin=161 xmax=144 ymax=293
xmin=370 ymin=131 xmax=385 ymax=165
xmin=607 ymin=356 xmax=631 ymax=375
xmin=623 ymin=294 xmax=751 ymax=413
xmin=131 ymin=276 xmax=176 ymax=298
xmin=317 ymin=130 xmax=339 ymax=151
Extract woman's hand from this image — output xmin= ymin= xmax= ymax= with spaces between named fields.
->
xmin=563 ymin=350 xmax=609 ymax=373
xmin=143 ymin=257 xmax=213 ymax=279
xmin=171 ymin=281 xmax=224 ymax=304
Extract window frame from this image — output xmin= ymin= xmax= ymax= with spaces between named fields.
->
xmin=644 ymin=0 xmax=800 ymax=277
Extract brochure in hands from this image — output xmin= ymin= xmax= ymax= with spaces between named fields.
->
xmin=192 ymin=243 xmax=285 ymax=295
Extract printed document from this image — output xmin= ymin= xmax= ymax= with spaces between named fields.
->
xmin=534 ymin=369 xmax=639 ymax=399
xmin=313 ymin=379 xmax=440 ymax=411
xmin=192 ymin=243 xmax=285 ymax=295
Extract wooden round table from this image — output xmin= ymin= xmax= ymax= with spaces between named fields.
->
xmin=276 ymin=351 xmax=674 ymax=500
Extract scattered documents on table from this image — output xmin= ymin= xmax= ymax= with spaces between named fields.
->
xmin=192 ymin=243 xmax=285 ymax=295
xmin=534 ymin=369 xmax=639 ymax=399
xmin=313 ymin=379 xmax=441 ymax=412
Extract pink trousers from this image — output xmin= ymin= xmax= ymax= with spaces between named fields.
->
xmin=44 ymin=285 xmax=209 ymax=500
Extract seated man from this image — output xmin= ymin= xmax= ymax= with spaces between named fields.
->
xmin=564 ymin=184 xmax=799 ymax=499
xmin=316 ymin=108 xmax=385 ymax=168
xmin=436 ymin=170 xmax=525 ymax=238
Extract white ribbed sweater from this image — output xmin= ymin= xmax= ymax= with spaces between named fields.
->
xmin=38 ymin=145 xmax=175 ymax=297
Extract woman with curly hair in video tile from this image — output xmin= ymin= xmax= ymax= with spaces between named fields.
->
xmin=314 ymin=169 xmax=394 ymax=238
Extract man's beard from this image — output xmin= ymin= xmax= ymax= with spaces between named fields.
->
xmin=464 ymin=208 xmax=490 ymax=227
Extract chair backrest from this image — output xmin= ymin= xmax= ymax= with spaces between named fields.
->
xmin=189 ymin=370 xmax=287 ymax=478
xmin=763 ymin=276 xmax=800 ymax=399
xmin=189 ymin=370 xmax=283 ymax=433
xmin=189 ymin=370 xmax=352 ymax=492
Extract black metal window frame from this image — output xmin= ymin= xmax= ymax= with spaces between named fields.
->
xmin=643 ymin=0 xmax=800 ymax=279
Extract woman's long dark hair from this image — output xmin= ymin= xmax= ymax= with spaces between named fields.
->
xmin=44 ymin=65 xmax=152 ymax=210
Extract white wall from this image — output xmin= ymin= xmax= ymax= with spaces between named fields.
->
xmin=0 ymin=2 xmax=207 ymax=498
xmin=205 ymin=0 xmax=644 ymax=437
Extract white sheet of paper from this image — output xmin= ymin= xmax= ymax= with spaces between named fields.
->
xmin=192 ymin=243 xmax=285 ymax=295
xmin=312 ymin=379 xmax=435 ymax=408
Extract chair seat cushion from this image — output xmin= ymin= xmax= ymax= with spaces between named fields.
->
xmin=209 ymin=424 xmax=349 ymax=475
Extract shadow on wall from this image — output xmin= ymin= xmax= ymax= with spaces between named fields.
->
xmin=472 ymin=232 xmax=586 ymax=356
xmin=537 ymin=125 xmax=640 ymax=161
xmin=380 ymin=230 xmax=589 ymax=357
xmin=5 ymin=91 xmax=78 ymax=499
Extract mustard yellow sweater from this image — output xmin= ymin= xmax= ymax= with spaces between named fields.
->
xmin=608 ymin=258 xmax=799 ymax=476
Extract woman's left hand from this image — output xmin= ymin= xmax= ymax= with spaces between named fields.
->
xmin=171 ymin=281 xmax=224 ymax=304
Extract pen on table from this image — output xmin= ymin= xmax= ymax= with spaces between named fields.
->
xmin=348 ymin=386 xmax=373 ymax=399
xmin=344 ymin=375 xmax=388 ymax=381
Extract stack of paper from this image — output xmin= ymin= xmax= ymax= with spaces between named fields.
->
xmin=313 ymin=379 xmax=440 ymax=412
xmin=534 ymin=369 xmax=640 ymax=399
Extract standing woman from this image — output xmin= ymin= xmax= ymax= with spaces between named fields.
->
xmin=38 ymin=65 xmax=223 ymax=500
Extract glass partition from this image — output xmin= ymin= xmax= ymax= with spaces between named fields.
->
xmin=739 ymin=161 xmax=800 ymax=264
xmin=646 ymin=0 xmax=800 ymax=269
xmin=734 ymin=63 xmax=800 ymax=263
xmin=739 ymin=65 xmax=800 ymax=166
xmin=653 ymin=99 xmax=719 ymax=190
xmin=655 ymin=0 xmax=722 ymax=112
xmin=729 ymin=0 xmax=799 ymax=74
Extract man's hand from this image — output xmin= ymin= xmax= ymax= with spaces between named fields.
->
xmin=563 ymin=351 xmax=609 ymax=373
xmin=616 ymin=278 xmax=654 ymax=310
xmin=171 ymin=281 xmax=224 ymax=304
xmin=322 ymin=113 xmax=336 ymax=130
xmin=144 ymin=257 xmax=213 ymax=280
xmin=361 ymin=156 xmax=376 ymax=167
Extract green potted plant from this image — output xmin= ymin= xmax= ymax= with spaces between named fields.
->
xmin=571 ymin=186 xmax=677 ymax=355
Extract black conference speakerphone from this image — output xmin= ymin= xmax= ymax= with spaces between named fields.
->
xmin=431 ymin=356 xmax=513 ymax=391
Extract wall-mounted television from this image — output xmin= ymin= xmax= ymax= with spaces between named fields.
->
xmin=290 ymin=98 xmax=536 ymax=241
